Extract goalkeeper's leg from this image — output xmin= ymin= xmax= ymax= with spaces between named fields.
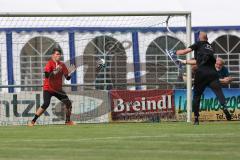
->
xmin=54 ymin=91 xmax=75 ymax=125
xmin=64 ymin=101 xmax=74 ymax=125
xmin=28 ymin=91 xmax=52 ymax=126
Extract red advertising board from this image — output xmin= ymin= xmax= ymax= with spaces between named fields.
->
xmin=110 ymin=90 xmax=175 ymax=122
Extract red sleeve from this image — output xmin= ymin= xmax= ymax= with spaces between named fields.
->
xmin=45 ymin=61 xmax=53 ymax=72
xmin=61 ymin=63 xmax=69 ymax=76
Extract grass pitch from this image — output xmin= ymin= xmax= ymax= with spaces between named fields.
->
xmin=0 ymin=122 xmax=239 ymax=160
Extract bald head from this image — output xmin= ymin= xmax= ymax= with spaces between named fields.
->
xmin=199 ymin=31 xmax=208 ymax=41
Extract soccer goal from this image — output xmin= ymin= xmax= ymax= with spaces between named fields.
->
xmin=0 ymin=12 xmax=192 ymax=125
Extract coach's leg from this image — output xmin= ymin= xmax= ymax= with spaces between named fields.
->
xmin=209 ymin=80 xmax=231 ymax=120
xmin=192 ymin=73 xmax=207 ymax=125
xmin=192 ymin=88 xmax=205 ymax=124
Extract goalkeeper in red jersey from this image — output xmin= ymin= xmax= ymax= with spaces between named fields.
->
xmin=28 ymin=48 xmax=76 ymax=126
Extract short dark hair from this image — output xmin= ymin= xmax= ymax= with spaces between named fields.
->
xmin=52 ymin=48 xmax=62 ymax=54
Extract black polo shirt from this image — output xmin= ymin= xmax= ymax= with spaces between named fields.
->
xmin=189 ymin=41 xmax=216 ymax=70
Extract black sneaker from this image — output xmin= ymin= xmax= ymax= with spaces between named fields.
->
xmin=223 ymin=108 xmax=232 ymax=121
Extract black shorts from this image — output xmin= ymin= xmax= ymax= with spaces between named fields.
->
xmin=194 ymin=67 xmax=219 ymax=86
xmin=41 ymin=90 xmax=72 ymax=109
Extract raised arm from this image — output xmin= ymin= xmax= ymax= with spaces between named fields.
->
xmin=178 ymin=59 xmax=196 ymax=65
xmin=62 ymin=63 xmax=76 ymax=80
xmin=176 ymin=48 xmax=192 ymax=55
xmin=176 ymin=47 xmax=196 ymax=65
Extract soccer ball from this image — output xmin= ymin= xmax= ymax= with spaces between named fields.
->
xmin=96 ymin=58 xmax=105 ymax=69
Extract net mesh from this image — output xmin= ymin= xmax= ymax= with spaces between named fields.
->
xmin=0 ymin=16 xmax=185 ymax=28
xmin=0 ymin=13 xmax=190 ymax=125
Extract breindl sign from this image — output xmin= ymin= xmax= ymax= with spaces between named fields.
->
xmin=110 ymin=90 xmax=175 ymax=122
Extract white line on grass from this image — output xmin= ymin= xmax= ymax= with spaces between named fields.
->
xmin=1 ymin=133 xmax=239 ymax=143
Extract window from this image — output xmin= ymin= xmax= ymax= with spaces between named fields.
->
xmin=83 ymin=36 xmax=127 ymax=90
xmin=20 ymin=36 xmax=62 ymax=91
xmin=211 ymin=34 xmax=240 ymax=88
xmin=146 ymin=35 xmax=186 ymax=89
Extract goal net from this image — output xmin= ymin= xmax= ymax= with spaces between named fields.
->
xmin=0 ymin=12 xmax=192 ymax=125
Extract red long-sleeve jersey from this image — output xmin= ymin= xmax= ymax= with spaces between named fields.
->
xmin=43 ymin=59 xmax=69 ymax=92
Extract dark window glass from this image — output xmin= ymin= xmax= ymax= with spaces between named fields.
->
xmin=146 ymin=35 xmax=186 ymax=89
xmin=212 ymin=34 xmax=240 ymax=88
xmin=83 ymin=36 xmax=127 ymax=90
xmin=20 ymin=36 xmax=62 ymax=91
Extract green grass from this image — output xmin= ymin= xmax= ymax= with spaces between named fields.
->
xmin=0 ymin=122 xmax=240 ymax=160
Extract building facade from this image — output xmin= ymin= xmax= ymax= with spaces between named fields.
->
xmin=0 ymin=26 xmax=239 ymax=92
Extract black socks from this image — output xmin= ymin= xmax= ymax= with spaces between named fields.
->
xmin=32 ymin=114 xmax=39 ymax=122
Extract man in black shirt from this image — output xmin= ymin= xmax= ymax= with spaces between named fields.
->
xmin=176 ymin=32 xmax=231 ymax=125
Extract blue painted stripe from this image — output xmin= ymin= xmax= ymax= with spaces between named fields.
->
xmin=192 ymin=26 xmax=240 ymax=32
xmin=6 ymin=32 xmax=14 ymax=92
xmin=0 ymin=27 xmax=185 ymax=33
xmin=0 ymin=26 xmax=240 ymax=33
xmin=68 ymin=32 xmax=77 ymax=91
xmin=132 ymin=32 xmax=141 ymax=90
